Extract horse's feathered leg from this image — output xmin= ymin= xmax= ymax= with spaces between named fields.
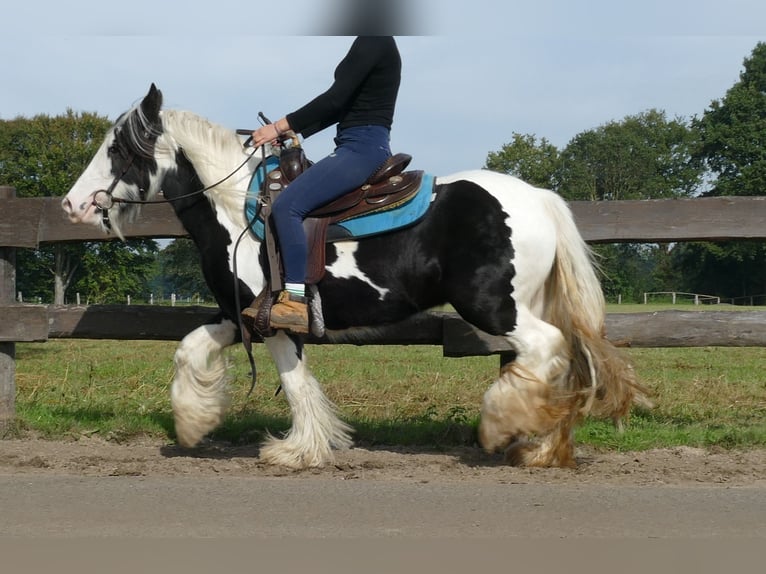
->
xmin=478 ymin=305 xmax=577 ymax=466
xmin=259 ymin=331 xmax=353 ymax=469
xmin=479 ymin=190 xmax=650 ymax=467
xmin=445 ymin=173 xmax=650 ymax=468
xmin=171 ymin=318 xmax=239 ymax=447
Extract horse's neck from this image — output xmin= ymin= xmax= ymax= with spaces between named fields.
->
xmin=164 ymin=143 xmax=266 ymax=298
xmin=161 ymin=110 xmax=260 ymax=229
xmin=161 ymin=110 xmax=255 ymax=191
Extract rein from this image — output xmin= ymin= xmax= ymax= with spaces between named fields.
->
xmin=93 ymin=130 xmax=271 ymax=396
xmin=91 ymin=145 xmax=258 ymax=229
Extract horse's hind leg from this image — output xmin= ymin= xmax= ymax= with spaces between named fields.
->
xmin=478 ymin=306 xmax=578 ymax=467
xmin=258 ymin=331 xmax=353 ymax=469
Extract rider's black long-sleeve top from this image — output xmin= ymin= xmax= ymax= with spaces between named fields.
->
xmin=285 ymin=36 xmax=401 ymax=138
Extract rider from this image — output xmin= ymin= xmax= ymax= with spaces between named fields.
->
xmin=243 ymin=36 xmax=402 ymax=334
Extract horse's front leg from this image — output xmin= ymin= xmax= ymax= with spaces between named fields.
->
xmin=259 ymin=331 xmax=353 ymax=469
xmin=171 ymin=318 xmax=239 ymax=448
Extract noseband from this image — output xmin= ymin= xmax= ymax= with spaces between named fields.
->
xmin=92 ymin=153 xmax=138 ymax=229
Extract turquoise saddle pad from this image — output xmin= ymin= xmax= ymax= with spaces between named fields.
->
xmin=245 ymin=156 xmax=435 ymax=242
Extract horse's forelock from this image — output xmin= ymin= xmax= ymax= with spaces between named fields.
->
xmin=114 ymin=103 xmax=163 ymax=158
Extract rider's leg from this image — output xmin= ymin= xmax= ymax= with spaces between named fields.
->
xmin=265 ymin=125 xmax=391 ymax=333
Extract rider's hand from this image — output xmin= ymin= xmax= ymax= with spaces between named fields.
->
xmin=252 ymin=118 xmax=290 ymax=148
xmin=251 ymin=124 xmax=281 ymax=148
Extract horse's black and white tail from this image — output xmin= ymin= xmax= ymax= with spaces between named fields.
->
xmin=541 ymin=193 xmax=651 ymax=424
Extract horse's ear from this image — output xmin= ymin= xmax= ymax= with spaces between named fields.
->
xmin=141 ymin=83 xmax=163 ymax=124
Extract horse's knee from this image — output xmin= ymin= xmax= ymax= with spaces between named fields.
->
xmin=509 ymin=317 xmax=570 ymax=386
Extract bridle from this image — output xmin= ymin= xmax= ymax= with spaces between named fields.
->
xmin=91 ymin=144 xmax=258 ymax=230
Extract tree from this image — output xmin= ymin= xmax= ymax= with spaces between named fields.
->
xmin=485 ymin=111 xmax=702 ymax=302
xmin=485 ymin=133 xmax=560 ymax=189
xmin=694 ymin=42 xmax=766 ymax=197
xmin=595 ymin=244 xmax=658 ymax=302
xmin=70 ymin=239 xmax=158 ymax=304
xmin=486 ymin=111 xmax=702 ymax=202
xmin=674 ymin=240 xmax=765 ymax=302
xmin=552 ymin=110 xmax=703 ymax=302
xmin=0 ymin=111 xmax=109 ymax=303
xmin=678 ymin=42 xmax=766 ymax=301
xmin=156 ymin=239 xmax=212 ymax=301
xmin=0 ymin=111 xmax=158 ymax=303
xmin=557 ymin=109 xmax=701 ymax=201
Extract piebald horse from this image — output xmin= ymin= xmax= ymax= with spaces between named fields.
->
xmin=62 ymin=85 xmax=647 ymax=468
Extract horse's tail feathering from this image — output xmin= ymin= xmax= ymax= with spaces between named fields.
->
xmin=541 ymin=193 xmax=651 ymax=425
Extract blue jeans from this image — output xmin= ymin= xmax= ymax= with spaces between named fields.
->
xmin=271 ymin=125 xmax=392 ymax=284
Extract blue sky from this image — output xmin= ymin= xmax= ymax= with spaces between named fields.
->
xmin=2 ymin=1 xmax=765 ymax=177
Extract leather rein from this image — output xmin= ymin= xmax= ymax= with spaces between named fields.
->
xmin=91 ymin=145 xmax=258 ymax=230
xmin=90 ymin=127 xmax=275 ymax=396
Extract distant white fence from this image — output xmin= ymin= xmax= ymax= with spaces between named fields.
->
xmin=642 ymin=292 xmax=766 ymax=306
xmin=643 ymin=291 xmax=721 ymax=305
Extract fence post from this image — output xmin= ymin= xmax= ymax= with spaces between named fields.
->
xmin=0 ymin=186 xmax=17 ymax=432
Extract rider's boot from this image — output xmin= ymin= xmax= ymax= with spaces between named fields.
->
xmin=268 ymin=291 xmax=309 ymax=334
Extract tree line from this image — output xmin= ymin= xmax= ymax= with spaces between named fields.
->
xmin=2 ymin=43 xmax=765 ymax=305
xmin=0 ymin=109 xmax=211 ymax=305
xmin=485 ymin=42 xmax=766 ymax=303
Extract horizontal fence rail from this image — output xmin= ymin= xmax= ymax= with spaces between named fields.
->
xmin=569 ymin=196 xmax=766 ymax=243
xmin=1 ymin=194 xmax=766 ymax=248
xmin=2 ymin=188 xmax=766 ymax=426
xmin=2 ymin=305 xmax=766 ymax=350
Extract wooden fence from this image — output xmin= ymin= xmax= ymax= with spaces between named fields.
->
xmin=1 ymin=186 xmax=766 ymax=426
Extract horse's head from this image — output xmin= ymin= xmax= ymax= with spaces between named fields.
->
xmin=62 ymin=83 xmax=170 ymax=237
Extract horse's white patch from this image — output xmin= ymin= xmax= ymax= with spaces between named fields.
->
xmin=326 ymin=242 xmax=389 ymax=300
xmin=438 ymin=170 xmax=558 ymax=313
xmin=62 ymin=132 xmax=119 ymax=225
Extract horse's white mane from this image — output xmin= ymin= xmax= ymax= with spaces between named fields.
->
xmin=160 ymin=110 xmax=244 ymax=165
xmin=157 ymin=109 xmax=264 ymax=221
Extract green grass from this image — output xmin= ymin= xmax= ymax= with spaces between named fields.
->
xmin=9 ymin=322 xmax=766 ymax=451
xmin=595 ymin=346 xmax=766 ymax=450
xmin=607 ymin=302 xmax=766 ymax=313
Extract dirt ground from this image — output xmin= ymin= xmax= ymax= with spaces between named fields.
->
xmin=1 ymin=436 xmax=764 ymax=486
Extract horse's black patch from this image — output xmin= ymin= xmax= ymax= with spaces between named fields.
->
xmin=163 ymin=150 xmax=255 ymax=319
xmin=317 ymin=180 xmax=517 ymax=335
xmin=109 ymin=104 xmax=162 ymax=200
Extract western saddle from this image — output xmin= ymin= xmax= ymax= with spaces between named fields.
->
xmin=261 ymin=145 xmax=424 ymax=286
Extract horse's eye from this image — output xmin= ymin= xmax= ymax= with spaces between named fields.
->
xmin=107 ymin=143 xmax=120 ymax=156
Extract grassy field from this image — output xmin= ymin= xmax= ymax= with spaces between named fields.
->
xmin=10 ymin=312 xmax=765 ymax=451
xmin=607 ymin=302 xmax=766 ymax=313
